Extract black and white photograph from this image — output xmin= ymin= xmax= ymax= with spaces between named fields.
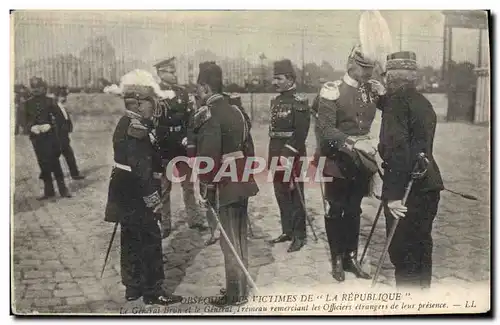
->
xmin=10 ymin=9 xmax=490 ymax=316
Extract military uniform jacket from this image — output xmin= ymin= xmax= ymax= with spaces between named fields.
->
xmin=193 ymin=93 xmax=259 ymax=207
xmin=268 ymin=88 xmax=310 ymax=166
xmin=105 ymin=113 xmax=163 ymax=223
xmin=156 ymin=82 xmax=193 ymax=161
xmin=315 ymin=74 xmax=377 ymax=178
xmin=377 ymin=86 xmax=444 ymax=200
xmin=24 ymin=95 xmax=63 ymax=159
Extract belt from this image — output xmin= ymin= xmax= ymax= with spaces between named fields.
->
xmin=222 ymin=151 xmax=244 ymax=162
xmin=169 ymin=125 xmax=183 ymax=132
xmin=269 ymin=131 xmax=293 ymax=138
xmin=114 ymin=162 xmax=132 ymax=172
xmin=114 ymin=162 xmax=162 ymax=179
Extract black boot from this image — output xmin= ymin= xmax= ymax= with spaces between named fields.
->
xmin=331 ymin=254 xmax=345 ymax=282
xmin=125 ymin=287 xmax=142 ymax=301
xmin=270 ymin=233 xmax=292 ymax=244
xmin=287 ymin=237 xmax=305 ymax=252
xmin=344 ymin=251 xmax=371 ymax=279
xmin=56 ymin=178 xmax=72 ymax=198
xmin=37 ymin=179 xmax=56 ymax=200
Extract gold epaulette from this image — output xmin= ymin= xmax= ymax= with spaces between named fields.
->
xmin=320 ymin=80 xmax=342 ymax=100
xmin=127 ymin=119 xmax=149 ymax=139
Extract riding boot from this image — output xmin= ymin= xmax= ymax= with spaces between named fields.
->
xmin=38 ymin=179 xmax=56 ymax=200
xmin=56 ymin=178 xmax=72 ymax=198
xmin=344 ymin=251 xmax=371 ymax=279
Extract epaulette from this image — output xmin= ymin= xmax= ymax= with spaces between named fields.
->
xmin=320 ymin=80 xmax=342 ymax=100
xmin=193 ymin=106 xmax=212 ymax=130
xmin=127 ymin=119 xmax=149 ymax=139
xmin=293 ymin=93 xmax=309 ymax=111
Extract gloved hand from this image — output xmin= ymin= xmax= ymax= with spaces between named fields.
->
xmin=30 ymin=125 xmax=41 ymax=135
xmin=387 ymin=200 xmax=407 ymax=219
xmin=368 ymin=79 xmax=386 ymax=96
xmin=181 ymin=137 xmax=188 ymax=147
xmin=39 ymin=124 xmax=51 ymax=133
xmin=353 ymin=139 xmax=377 ymax=156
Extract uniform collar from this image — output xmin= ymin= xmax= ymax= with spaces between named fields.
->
xmin=160 ymin=81 xmax=173 ymax=90
xmin=125 ymin=110 xmax=143 ymax=120
xmin=279 ymin=83 xmax=297 ymax=96
xmin=206 ymin=93 xmax=224 ymax=106
xmin=343 ymin=73 xmax=359 ymax=88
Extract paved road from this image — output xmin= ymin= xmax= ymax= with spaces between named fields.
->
xmin=12 ymin=118 xmax=490 ymax=314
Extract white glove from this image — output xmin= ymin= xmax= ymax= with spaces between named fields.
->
xmin=353 ymin=139 xmax=377 ymax=156
xmin=181 ymin=137 xmax=188 ymax=147
xmin=30 ymin=125 xmax=41 ymax=135
xmin=39 ymin=124 xmax=51 ymax=133
xmin=368 ymin=79 xmax=387 ymax=95
xmin=387 ymin=200 xmax=408 ymax=219
xmin=279 ymin=156 xmax=294 ymax=170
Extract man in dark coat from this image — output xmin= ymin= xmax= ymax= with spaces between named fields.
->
xmin=154 ymin=57 xmax=206 ymax=238
xmin=52 ymin=86 xmax=85 ymax=180
xmin=372 ymin=51 xmax=444 ymax=289
xmin=315 ymin=46 xmax=379 ymax=282
xmin=268 ymin=59 xmax=311 ymax=253
xmin=104 ymin=70 xmax=183 ymax=305
xmin=193 ymin=61 xmax=259 ymax=306
xmin=24 ymin=77 xmax=71 ymax=199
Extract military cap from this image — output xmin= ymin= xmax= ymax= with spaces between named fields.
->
xmin=153 ymin=57 xmax=176 ymax=71
xmin=348 ymin=45 xmax=376 ymax=68
xmin=273 ymin=59 xmax=296 ymax=78
xmin=29 ymin=76 xmax=47 ymax=88
xmin=386 ymin=51 xmax=418 ymax=71
xmin=197 ymin=61 xmax=223 ymax=91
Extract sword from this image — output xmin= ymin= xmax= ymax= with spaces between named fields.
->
xmin=204 ymin=199 xmax=260 ymax=294
xmin=371 ymin=153 xmax=426 ymax=287
xmin=290 ymin=172 xmax=318 ymax=242
xmin=100 ymin=221 xmax=119 ymax=278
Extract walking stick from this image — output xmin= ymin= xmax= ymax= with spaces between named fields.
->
xmin=319 ymin=178 xmax=328 ymax=218
xmin=360 ymin=167 xmax=385 ymax=265
xmin=291 ymin=172 xmax=319 ymax=242
xmin=371 ymin=154 xmax=426 ymax=287
xmin=204 ymin=200 xmax=260 ymax=294
xmin=100 ymin=221 xmax=119 ymax=278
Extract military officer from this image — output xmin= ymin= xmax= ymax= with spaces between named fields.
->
xmin=25 ymin=77 xmax=71 ymax=199
xmin=104 ymin=70 xmax=183 ymax=305
xmin=268 ymin=59 xmax=311 ymax=253
xmin=154 ymin=57 xmax=206 ymax=238
xmin=372 ymin=51 xmax=444 ymax=289
xmin=193 ymin=61 xmax=259 ymax=307
xmin=315 ymin=46 xmax=379 ymax=282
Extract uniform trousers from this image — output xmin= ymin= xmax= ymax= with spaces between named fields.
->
xmin=120 ymin=210 xmax=165 ymax=295
xmin=384 ymin=191 xmax=440 ymax=289
xmin=219 ymin=199 xmax=249 ymax=303
xmin=273 ymin=172 xmax=306 ymax=239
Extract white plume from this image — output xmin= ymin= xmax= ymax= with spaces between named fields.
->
xmin=116 ymin=69 xmax=175 ymax=99
xmin=103 ymin=84 xmax=122 ymax=95
xmin=359 ymin=10 xmax=394 ymax=70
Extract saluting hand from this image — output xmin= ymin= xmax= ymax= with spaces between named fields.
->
xmin=387 ymin=200 xmax=408 ymax=219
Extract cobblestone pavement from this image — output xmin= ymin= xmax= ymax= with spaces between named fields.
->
xmin=12 ymin=117 xmax=490 ymax=314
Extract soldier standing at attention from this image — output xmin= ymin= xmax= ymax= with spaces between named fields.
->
xmin=268 ymin=59 xmax=310 ymax=253
xmin=372 ymin=51 xmax=444 ymax=289
xmin=315 ymin=46 xmax=379 ymax=282
xmin=193 ymin=62 xmax=259 ymax=307
xmin=154 ymin=57 xmax=207 ymax=238
xmin=104 ymin=70 xmax=183 ymax=305
xmin=25 ymin=77 xmax=71 ymax=199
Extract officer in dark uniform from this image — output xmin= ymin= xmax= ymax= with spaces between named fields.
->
xmin=315 ymin=46 xmax=379 ymax=282
xmin=372 ymin=51 xmax=444 ymax=289
xmin=25 ymin=77 xmax=71 ymax=199
xmin=268 ymin=59 xmax=310 ymax=253
xmin=104 ymin=70 xmax=183 ymax=305
xmin=193 ymin=61 xmax=259 ymax=307
xmin=154 ymin=57 xmax=206 ymax=237
xmin=52 ymin=86 xmax=85 ymax=180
